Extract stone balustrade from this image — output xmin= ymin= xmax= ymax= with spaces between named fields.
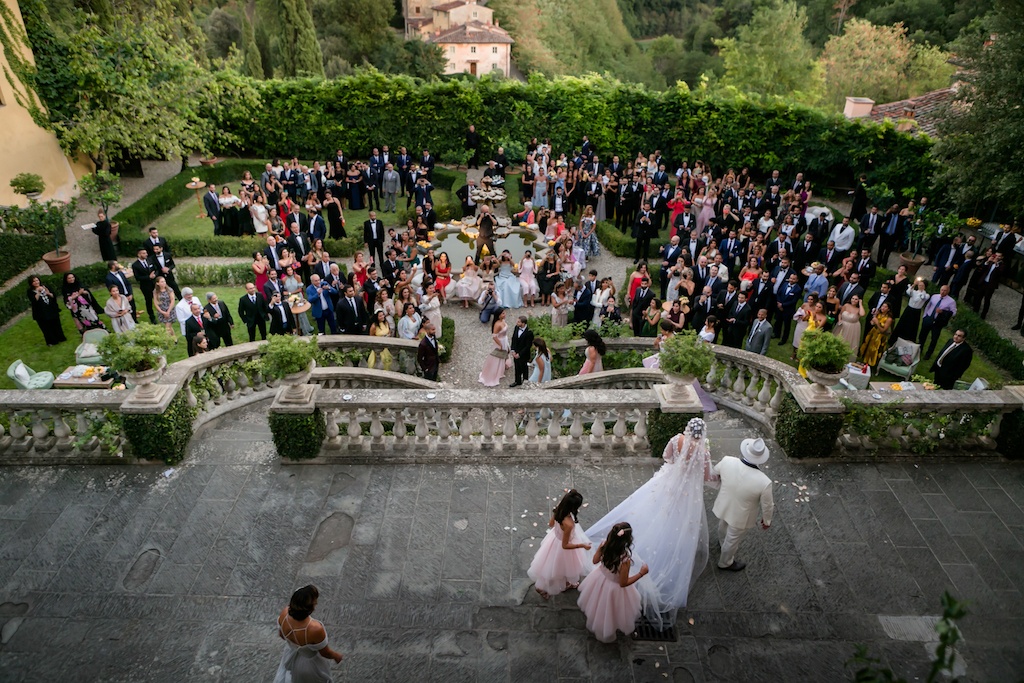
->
xmin=287 ymin=388 xmax=661 ymax=463
xmin=0 ymin=390 xmax=128 ymax=464
xmin=543 ymin=368 xmax=666 ymax=390
xmin=702 ymin=346 xmax=810 ymax=426
xmin=311 ymin=367 xmax=439 ymax=390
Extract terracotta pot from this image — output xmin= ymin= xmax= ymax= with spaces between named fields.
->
xmin=899 ymin=252 xmax=927 ymax=279
xmin=199 ymin=157 xmax=221 ymax=167
xmin=110 ymin=221 xmax=119 ymax=243
xmin=42 ymin=250 xmax=72 ymax=274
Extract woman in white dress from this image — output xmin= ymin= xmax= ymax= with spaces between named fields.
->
xmin=590 ymin=278 xmax=614 ymax=328
xmin=274 ymin=585 xmax=343 ymax=683
xmin=250 ymin=195 xmax=270 ymax=235
xmin=585 ymin=418 xmax=718 ymax=628
xmin=420 ymin=283 xmax=442 ymax=333
xmin=454 ymin=257 xmax=484 ymax=307
xmin=550 ymin=282 xmax=570 ymax=327
xmin=396 ymin=302 xmax=422 ymax=340
xmin=519 ymin=251 xmax=539 ymax=308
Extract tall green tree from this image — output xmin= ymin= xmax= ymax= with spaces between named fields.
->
xmin=934 ymin=0 xmax=1024 ymax=218
xmin=240 ymin=12 xmax=266 ymax=79
xmin=312 ymin=0 xmax=394 ymax=67
xmin=258 ymin=0 xmax=324 ymax=78
xmin=714 ymin=0 xmax=824 ymax=104
xmin=819 ymin=19 xmax=954 ymax=111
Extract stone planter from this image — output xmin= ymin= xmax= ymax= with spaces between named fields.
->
xmin=278 ymin=360 xmax=317 ymax=405
xmin=123 ymin=356 xmax=168 ymax=403
xmin=653 ymin=372 xmax=704 ymax=413
xmin=42 ymin=250 xmax=72 ymax=274
xmin=805 ymin=366 xmax=847 ymax=394
xmin=899 ymin=252 xmax=927 ymax=279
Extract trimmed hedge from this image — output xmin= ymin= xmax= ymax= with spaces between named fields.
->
xmin=123 ymin=391 xmax=197 ymax=464
xmin=597 ymin=220 xmax=669 ymax=259
xmin=439 ymin=316 xmax=455 ymax=363
xmin=0 ymin=234 xmax=53 ymax=284
xmin=211 ymin=74 xmax=934 ymax=195
xmin=774 ymin=393 xmax=844 ymax=458
xmin=646 ymin=410 xmax=700 ymax=458
xmin=269 ymin=409 xmax=326 ymax=460
xmin=996 ymin=409 xmax=1024 ymax=459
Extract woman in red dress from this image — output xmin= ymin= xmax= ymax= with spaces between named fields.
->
xmin=434 ymin=252 xmax=452 ymax=303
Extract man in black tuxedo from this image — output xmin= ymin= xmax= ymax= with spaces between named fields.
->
xmin=969 ymin=252 xmax=1004 ymax=318
xmin=806 ymin=209 xmax=831 ymax=243
xmin=868 ymin=281 xmax=901 ymax=321
xmin=765 ymin=234 xmax=793 ymax=263
xmin=767 ymin=257 xmax=795 ymax=323
xmin=381 ymin=249 xmax=403 ymax=287
xmin=854 ymin=248 xmax=877 ymax=286
xmin=675 ymin=210 xmax=695 ymax=238
xmin=588 ymin=154 xmax=603 ymax=178
xmin=878 ymin=204 xmax=904 ymax=267
xmin=691 ymin=286 xmax=714 ymax=331
xmin=131 ymin=247 xmax=158 ymax=323
xmin=203 ymin=185 xmax=221 ymax=236
xmin=859 ymin=206 xmax=881 ymax=253
xmin=287 ymin=224 xmax=312 ymax=283
xmin=204 ymin=292 xmax=234 ymax=347
xmin=337 ymin=284 xmax=367 ymax=334
xmin=263 ymin=268 xmax=284 ymax=303
xmin=143 ymin=226 xmax=170 ymax=257
xmin=422 ymin=202 xmax=439 ymax=233
xmin=837 ymin=273 xmax=865 ymax=306
xmin=268 ymin=291 xmax=295 ymax=335
xmin=818 ymin=240 xmax=843 ymax=275
xmin=991 ymin=224 xmax=1018 ymax=258
xmin=263 ymin=235 xmax=285 ymax=272
xmin=748 ymin=271 xmax=774 ymax=314
xmin=509 ymin=316 xmax=535 ymax=387
xmin=715 ymin=279 xmax=739 ymax=319
xmin=633 ymin=201 xmax=656 ymax=263
xmin=363 ymin=211 xmax=386 ymax=264
xmin=455 ymin=180 xmax=478 ymax=218
xmin=148 ymin=245 xmax=180 ymax=298
xmin=286 ymin=207 xmax=308 ymax=236
xmin=184 ymin=302 xmax=214 ymax=356
xmin=238 ymin=282 xmax=269 ymax=342
xmin=722 ymin=291 xmax=752 ymax=348
xmin=417 ymin=320 xmax=440 ymax=381
xmin=930 ymin=330 xmax=973 ymax=390
xmin=630 ymin=275 xmax=655 ymax=335
xmin=574 ymin=271 xmax=598 ymax=325
xmin=420 ymin=149 xmax=435 ymax=180
xmin=465 ymin=124 xmax=481 ymax=169
xmin=659 ymin=236 xmax=683 ymax=300
xmin=720 ymin=229 xmax=743 ymax=271
xmin=793 ymin=232 xmax=819 ymax=272
xmin=774 ymin=273 xmax=802 ymax=345
xmin=397 ymin=147 xmax=412 ymax=196
xmin=105 ymin=261 xmax=137 ymax=322
xmin=932 ymin=236 xmax=965 ymax=286
xmin=308 ymin=207 xmax=326 ymax=242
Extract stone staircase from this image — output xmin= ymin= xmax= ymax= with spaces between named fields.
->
xmin=700 ymin=410 xmax=771 ymax=458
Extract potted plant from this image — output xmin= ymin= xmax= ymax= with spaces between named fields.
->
xmin=901 ymin=210 xmax=960 ymax=278
xmin=259 ymin=334 xmax=318 ymax=402
xmin=658 ymin=330 xmax=714 ymax=387
xmin=98 ymin=323 xmax=175 ymax=400
xmin=797 ymin=328 xmax=850 ymax=391
xmin=10 ymin=198 xmax=79 ymax=273
xmin=10 ymin=173 xmax=45 ymax=199
xmin=77 ymin=170 xmax=124 ymax=241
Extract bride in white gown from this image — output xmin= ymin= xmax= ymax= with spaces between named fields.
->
xmin=585 ymin=417 xmax=718 ymax=628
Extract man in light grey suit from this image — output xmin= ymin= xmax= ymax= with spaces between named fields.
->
xmin=743 ymin=308 xmax=773 ymax=355
xmin=710 ymin=438 xmax=775 ymax=571
xmin=381 ymin=163 xmax=401 ymax=213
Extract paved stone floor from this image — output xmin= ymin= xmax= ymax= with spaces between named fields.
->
xmin=0 ymin=409 xmax=1021 ymax=681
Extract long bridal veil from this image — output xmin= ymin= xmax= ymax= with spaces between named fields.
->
xmin=585 ymin=417 xmax=716 ymax=628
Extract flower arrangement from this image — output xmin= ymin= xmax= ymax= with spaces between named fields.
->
xmin=966 ymin=217 xmax=982 ymax=229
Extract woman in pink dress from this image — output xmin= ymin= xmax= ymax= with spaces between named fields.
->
xmin=351 ymin=252 xmax=368 ymax=292
xmin=577 ymin=522 xmax=648 ymax=643
xmin=518 ymin=251 xmax=539 ymax=308
xmin=528 ymin=489 xmax=593 ymax=599
xmin=479 ymin=308 xmax=510 ymax=387
xmin=578 ymin=329 xmax=605 ymax=375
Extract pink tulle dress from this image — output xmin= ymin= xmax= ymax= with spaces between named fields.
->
xmin=577 ymin=554 xmax=642 ymax=643
xmin=527 ymin=520 xmax=591 ymax=596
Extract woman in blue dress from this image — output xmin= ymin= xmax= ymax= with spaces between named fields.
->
xmin=532 ymin=168 xmax=549 ymax=210
xmin=494 ymin=250 xmax=523 ymax=309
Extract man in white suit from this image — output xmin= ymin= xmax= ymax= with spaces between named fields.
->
xmin=710 ymin=438 xmax=775 ymax=571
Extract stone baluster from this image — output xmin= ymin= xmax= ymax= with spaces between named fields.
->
xmin=237 ymin=371 xmax=252 ymax=395
xmin=719 ymin=361 xmax=734 ymax=397
xmin=438 ymin=410 xmax=451 ymax=442
xmin=501 ymin=410 xmax=516 ymax=446
xmin=756 ymin=374 xmax=772 ymax=410
xmin=634 ymin=409 xmax=648 ymax=447
xmin=393 ymin=410 xmax=407 ymax=443
xmin=346 ymin=410 xmax=361 ymax=439
xmin=414 ymin=409 xmax=429 ymax=444
xmin=732 ymin=364 xmax=748 ymax=398
xmin=612 ymin=408 xmax=628 ymax=445
xmin=370 ymin=409 xmax=385 ymax=442
xmin=31 ymin=412 xmax=50 ymax=440
xmin=569 ymin=410 xmax=584 ymax=442
xmin=767 ymin=378 xmax=784 ymax=418
xmin=524 ymin=412 xmax=540 ymax=451
xmin=705 ymin=360 xmax=719 ymax=393
xmin=744 ymin=369 xmax=760 ymax=406
xmin=53 ymin=413 xmax=73 ymax=451
xmin=481 ymin=408 xmax=494 ymax=447
xmin=590 ymin=410 xmax=606 ymax=449
xmin=452 ymin=409 xmax=470 ymax=444
xmin=325 ymin=409 xmax=340 ymax=448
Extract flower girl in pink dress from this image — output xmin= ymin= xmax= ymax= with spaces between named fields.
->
xmin=577 ymin=522 xmax=648 ymax=643
xmin=527 ymin=489 xmax=593 ymax=599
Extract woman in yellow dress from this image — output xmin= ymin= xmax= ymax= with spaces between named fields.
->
xmin=366 ymin=310 xmax=393 ymax=371
xmin=859 ymin=302 xmax=893 ymax=369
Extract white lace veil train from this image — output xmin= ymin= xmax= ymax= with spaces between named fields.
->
xmin=584 ymin=417 xmax=714 ymax=628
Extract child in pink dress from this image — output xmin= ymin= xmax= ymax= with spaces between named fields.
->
xmin=527 ymin=489 xmax=593 ymax=599
xmin=577 ymin=522 xmax=648 ymax=643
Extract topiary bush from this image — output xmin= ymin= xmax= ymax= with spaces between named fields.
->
xmin=122 ymin=392 xmax=198 ymax=464
xmin=774 ymin=393 xmax=843 ymax=458
xmin=0 ymin=234 xmax=53 ymax=283
xmin=439 ymin=317 xmax=455 ymax=363
xmin=269 ymin=409 xmax=326 ymax=460
xmin=646 ymin=410 xmax=701 ymax=458
xmin=996 ymin=409 xmax=1024 ymax=460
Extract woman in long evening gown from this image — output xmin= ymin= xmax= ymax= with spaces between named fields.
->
xmin=27 ymin=277 xmax=66 ymax=346
xmin=578 ymin=329 xmax=605 ymax=375
xmin=584 ymin=418 xmax=717 ymax=628
xmin=274 ymin=585 xmax=343 ymax=683
xmin=494 ymin=254 xmax=523 ymax=309
xmin=61 ymin=273 xmax=105 ymax=334
xmin=832 ymin=296 xmax=865 ymax=360
xmin=323 ymin=190 xmax=346 ymax=239
xmin=860 ymin=303 xmax=893 ymax=369
xmin=528 ymin=338 xmax=552 ymax=384
xmin=479 ymin=309 xmax=510 ymax=387
xmin=518 ymin=252 xmax=539 ymax=307
xmin=892 ymin=278 xmax=929 ymax=342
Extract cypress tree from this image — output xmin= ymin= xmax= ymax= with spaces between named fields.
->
xmin=259 ymin=0 xmax=324 ymax=78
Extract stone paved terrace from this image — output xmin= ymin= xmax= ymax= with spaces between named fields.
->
xmin=0 ymin=408 xmax=1021 ymax=682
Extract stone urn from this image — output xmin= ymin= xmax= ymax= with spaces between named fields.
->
xmin=805 ymin=366 xmax=847 ymax=394
xmin=654 ymin=372 xmax=703 ymax=413
xmin=278 ymin=360 xmax=316 ymax=404
xmin=662 ymin=372 xmax=696 ymax=400
xmin=124 ymin=356 xmax=168 ymax=402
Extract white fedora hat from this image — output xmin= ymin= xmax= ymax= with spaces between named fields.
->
xmin=740 ymin=438 xmax=769 ymax=465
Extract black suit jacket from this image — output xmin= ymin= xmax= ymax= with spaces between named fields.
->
xmin=238 ymin=293 xmax=269 ymax=326
xmin=288 ymin=233 xmax=311 ymax=263
xmin=715 ymin=290 xmax=739 ymax=317
xmin=749 ymin=279 xmax=774 ymax=313
xmin=263 ymin=244 xmax=285 ymax=272
xmin=148 ymin=253 xmax=176 ymax=282
xmin=269 ymin=302 xmax=295 ymax=334
xmin=285 ymin=212 xmax=309 ymax=234
xmin=104 ymin=270 xmax=133 ymax=298
xmin=204 ymin=300 xmax=234 ymax=331
xmin=132 ymin=258 xmax=157 ymax=292
xmin=363 ymin=219 xmax=385 ymax=245
xmin=837 ymin=281 xmax=865 ymax=305
xmin=263 ymin=278 xmax=284 ymax=302
xmin=992 ymin=231 xmax=1018 ymax=257
xmin=381 ymin=260 xmax=402 ymax=285
xmin=510 ymin=325 xmax=534 ymax=358
xmin=854 ymin=257 xmax=878 ymax=285
xmin=793 ymin=239 xmax=819 ymax=270
xmin=337 ymin=295 xmax=367 ymax=334
xmin=184 ymin=314 xmax=208 ymax=347
xmin=867 ymin=292 xmax=901 ymax=319
xmin=143 ymin=236 xmax=170 ymax=257
xmin=417 ymin=336 xmax=439 ymax=375
xmin=818 ymin=247 xmax=843 ymax=274
xmin=930 ymin=341 xmax=973 ymax=389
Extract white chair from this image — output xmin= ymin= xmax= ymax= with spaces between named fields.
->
xmin=878 ymin=337 xmax=921 ymax=380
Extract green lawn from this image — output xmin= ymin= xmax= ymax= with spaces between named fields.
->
xmin=152 ymin=189 xmax=458 ymax=242
xmin=2 ymin=286 xmax=247 ymax=389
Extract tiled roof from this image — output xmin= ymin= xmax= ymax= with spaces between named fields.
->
xmin=426 ymin=21 xmax=514 ymax=45
xmin=432 ymin=0 xmax=468 ymax=11
xmin=866 ymin=87 xmax=955 ymax=138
